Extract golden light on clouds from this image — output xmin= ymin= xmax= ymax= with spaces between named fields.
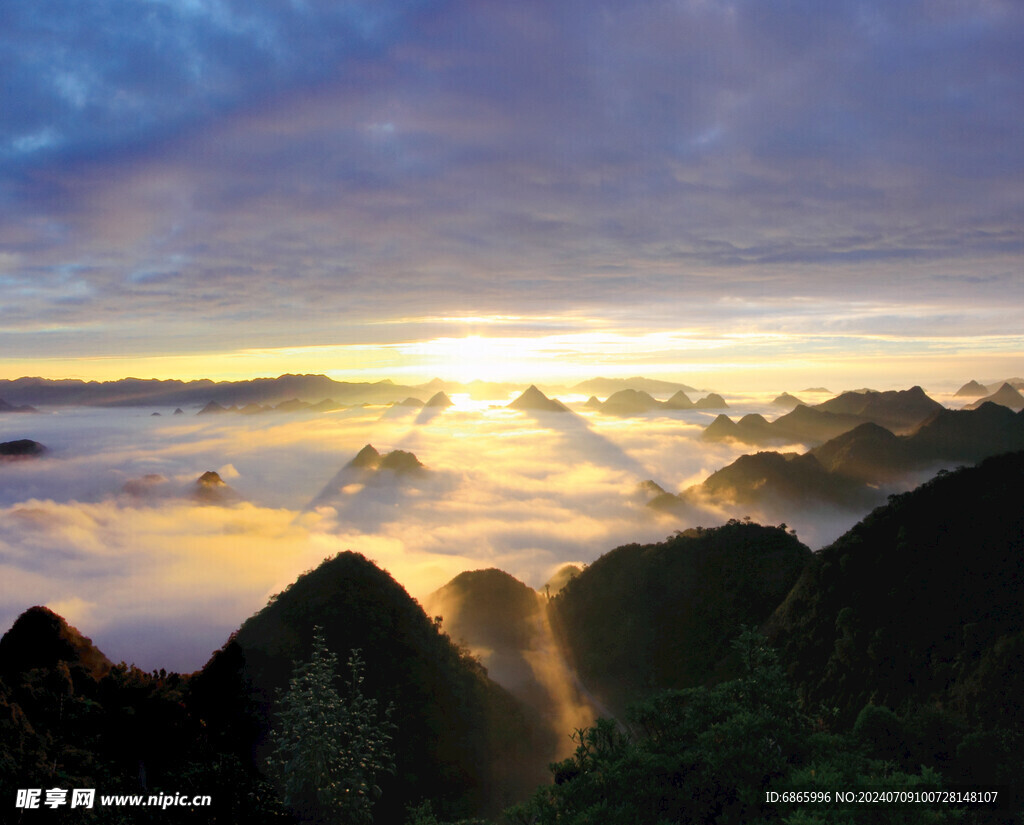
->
xmin=1 ymin=316 xmax=1023 ymax=389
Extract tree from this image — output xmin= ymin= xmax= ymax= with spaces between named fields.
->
xmin=507 ymin=629 xmax=959 ymax=825
xmin=267 ymin=629 xmax=395 ymax=824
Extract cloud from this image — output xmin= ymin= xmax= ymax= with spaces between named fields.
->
xmin=0 ymin=0 xmax=419 ymax=168
xmin=0 ymin=493 xmax=329 ymax=666
xmin=0 ymin=1 xmax=1021 ymax=374
xmin=0 ymin=396 xmax=885 ymax=671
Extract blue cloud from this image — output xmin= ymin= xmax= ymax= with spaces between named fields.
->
xmin=1 ymin=0 xmax=1022 ymax=367
xmin=0 ymin=0 xmax=425 ymax=169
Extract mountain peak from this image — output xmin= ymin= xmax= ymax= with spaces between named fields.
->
xmin=508 ymin=385 xmax=568 ymax=412
xmin=196 ymin=470 xmax=225 ymax=486
xmin=348 ymin=444 xmax=383 ymax=469
xmin=701 ymin=414 xmax=740 ymax=442
xmin=772 ymin=392 xmax=804 ymax=408
xmin=0 ymin=606 xmax=112 ymax=681
xmin=379 ymin=449 xmax=425 ymax=474
xmin=954 ymin=380 xmax=988 ymax=397
xmin=694 ymin=392 xmax=728 ymax=409
xmin=194 ymin=470 xmax=241 ymax=505
xmin=966 ymin=383 xmax=1024 ymax=412
xmin=197 ymin=400 xmax=232 ymax=415
xmin=424 ymin=391 xmax=454 ymax=408
xmin=599 ymin=388 xmax=661 ymax=415
xmin=664 ymin=390 xmax=694 ymax=409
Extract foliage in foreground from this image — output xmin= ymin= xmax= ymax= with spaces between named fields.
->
xmin=507 ymin=630 xmax=961 ymax=825
xmin=267 ymin=629 xmax=395 ymax=825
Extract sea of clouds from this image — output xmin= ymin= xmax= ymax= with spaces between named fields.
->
xmin=0 ymin=390 xmax=936 ymax=671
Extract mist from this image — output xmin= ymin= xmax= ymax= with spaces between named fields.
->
xmin=0 ymin=391 xmax=918 ymax=671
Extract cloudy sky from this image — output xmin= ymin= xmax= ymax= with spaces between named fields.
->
xmin=2 ymin=0 xmax=1022 ymax=387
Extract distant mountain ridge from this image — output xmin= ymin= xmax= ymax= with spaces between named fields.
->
xmin=966 ymin=382 xmax=1024 ymax=411
xmin=0 ymin=374 xmax=427 ymax=409
xmin=0 ymin=374 xmax=711 ymax=409
xmin=0 ymin=397 xmax=38 ymax=413
xmin=664 ymin=402 xmax=1024 ymax=516
xmin=812 ymin=385 xmax=943 ymax=432
xmin=954 ymin=379 xmax=989 ymax=397
xmin=771 ymin=392 xmax=804 ymax=409
xmin=703 ymin=405 xmax=871 ymax=446
xmin=195 ymin=397 xmax=345 ymax=415
xmin=702 ymin=386 xmax=944 ymax=447
xmin=591 ymin=388 xmax=728 ymax=415
xmin=570 ymin=376 xmax=699 ymax=395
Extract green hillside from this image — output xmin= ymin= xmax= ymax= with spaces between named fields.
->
xmin=767 ymin=451 xmax=1024 ymax=786
xmin=550 ymin=521 xmax=812 ymax=712
xmin=190 ymin=552 xmax=548 ymax=821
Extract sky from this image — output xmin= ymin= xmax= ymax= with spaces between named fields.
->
xmin=2 ymin=0 xmax=1023 ymax=388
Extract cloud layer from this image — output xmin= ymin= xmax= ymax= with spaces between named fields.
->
xmin=1 ymin=1 xmax=1022 ymax=376
xmin=1 ymin=394 xmax=893 ymax=671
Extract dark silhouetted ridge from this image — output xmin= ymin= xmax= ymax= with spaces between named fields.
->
xmin=0 ymin=606 xmax=112 ymax=681
xmin=0 ymin=439 xmax=46 ymax=458
xmin=908 ymin=402 xmax=1024 ymax=460
xmin=766 ymin=451 xmax=1024 ymax=733
xmin=191 ymin=552 xmax=547 ymax=820
xmin=273 ymin=398 xmax=309 ymax=412
xmin=967 ymin=382 xmax=1024 ymax=412
xmin=810 ymin=422 xmax=908 ymax=482
xmin=698 ymin=451 xmax=865 ymax=507
xmin=550 ymin=522 xmax=811 ymax=713
xmin=0 ymin=374 xmax=429 ymax=408
xmin=814 ymin=385 xmax=943 ymax=432
xmin=635 ymin=479 xmax=667 ymax=499
xmin=702 ymin=404 xmax=865 ymax=446
xmin=687 ymin=403 xmax=1024 ymax=515
xmin=702 ymin=414 xmax=741 ymax=442
xmin=771 ymin=404 xmax=865 ymax=442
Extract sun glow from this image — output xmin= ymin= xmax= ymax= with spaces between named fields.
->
xmin=3 ymin=326 xmax=1023 ymax=391
xmin=397 ymin=336 xmax=553 ymax=383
